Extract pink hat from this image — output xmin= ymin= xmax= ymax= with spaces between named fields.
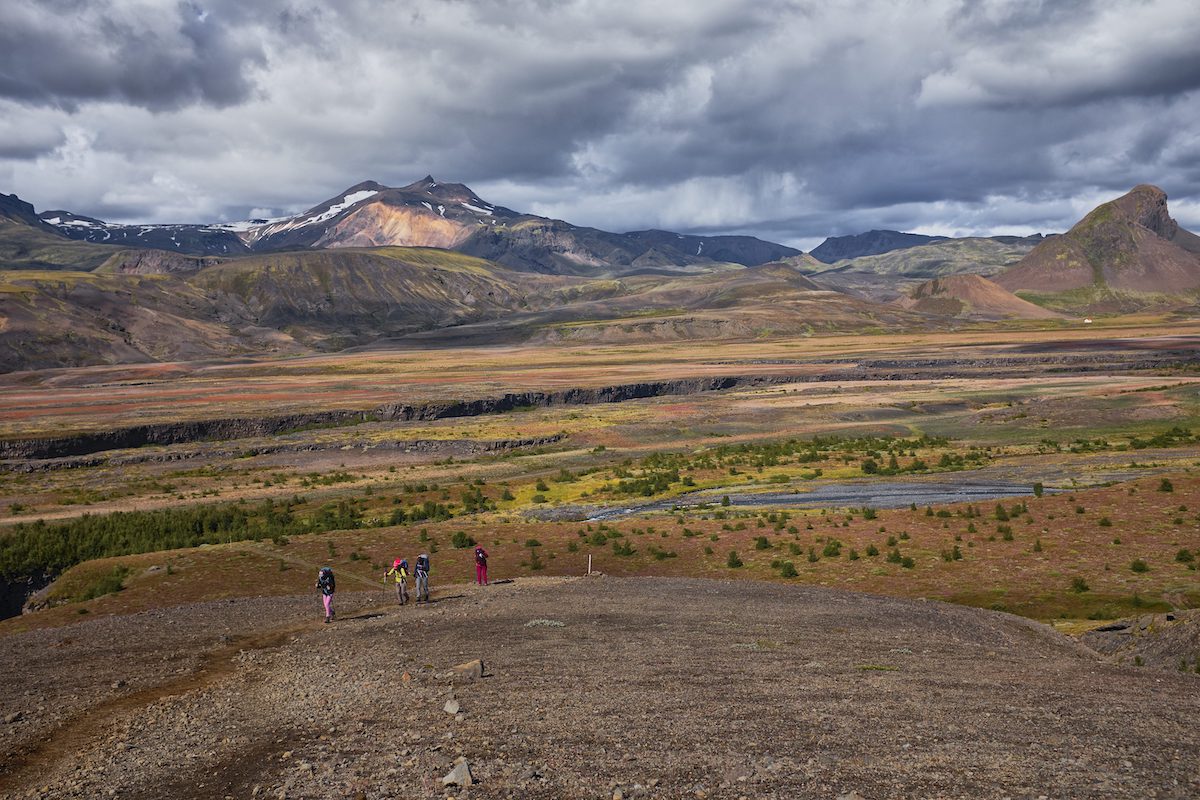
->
xmin=393 ymin=558 xmax=403 ymax=567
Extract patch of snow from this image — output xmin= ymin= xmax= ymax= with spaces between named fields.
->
xmin=208 ymin=220 xmax=262 ymax=233
xmin=697 ymin=241 xmax=704 ymax=255
xmin=437 ymin=205 xmax=445 ymax=217
xmin=421 ymin=202 xmax=433 ymax=211
xmin=51 ymin=217 xmax=102 ymax=229
xmin=44 ymin=217 xmax=61 ymax=225
xmin=461 ymin=202 xmax=493 ymax=216
xmin=300 ymin=190 xmax=379 ymax=226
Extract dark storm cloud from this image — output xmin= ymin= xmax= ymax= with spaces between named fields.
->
xmin=0 ymin=0 xmax=264 ymax=110
xmin=2 ymin=0 xmax=1199 ymax=247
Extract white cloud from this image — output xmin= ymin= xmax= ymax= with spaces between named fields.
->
xmin=1 ymin=0 xmax=1198 ymax=242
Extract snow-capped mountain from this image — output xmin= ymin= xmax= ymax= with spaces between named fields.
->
xmin=38 ymin=176 xmax=801 ymax=275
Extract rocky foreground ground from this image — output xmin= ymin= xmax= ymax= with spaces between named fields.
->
xmin=1 ymin=577 xmax=1197 ymax=799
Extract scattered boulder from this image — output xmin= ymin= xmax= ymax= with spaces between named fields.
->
xmin=442 ymin=758 xmax=474 ymax=787
xmin=443 ymin=698 xmax=461 ymax=715
xmin=450 ymin=659 xmax=485 ymax=681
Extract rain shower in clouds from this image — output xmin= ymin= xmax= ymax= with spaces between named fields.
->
xmin=1 ymin=0 xmax=1199 ymax=249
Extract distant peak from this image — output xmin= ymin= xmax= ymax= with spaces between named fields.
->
xmin=399 ymin=175 xmax=447 ymax=193
xmin=1127 ymin=183 xmax=1166 ymax=198
xmin=344 ymin=179 xmax=385 ymax=194
xmin=1097 ymin=183 xmax=1177 ymax=240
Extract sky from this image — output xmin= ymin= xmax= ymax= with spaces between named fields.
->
xmin=2 ymin=0 xmax=1199 ymax=251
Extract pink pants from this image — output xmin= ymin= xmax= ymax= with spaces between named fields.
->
xmin=476 ymin=564 xmax=488 ymax=585
xmin=322 ymin=594 xmax=333 ymax=619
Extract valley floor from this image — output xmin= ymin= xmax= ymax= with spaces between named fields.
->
xmin=2 ymin=577 xmax=1197 ymax=799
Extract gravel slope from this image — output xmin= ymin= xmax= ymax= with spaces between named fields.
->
xmin=1 ymin=577 xmax=1197 ymax=799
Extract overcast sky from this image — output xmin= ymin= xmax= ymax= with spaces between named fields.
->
xmin=2 ymin=0 xmax=1199 ymax=250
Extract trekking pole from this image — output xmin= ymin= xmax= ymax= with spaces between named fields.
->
xmin=587 ymin=553 xmax=592 ymax=576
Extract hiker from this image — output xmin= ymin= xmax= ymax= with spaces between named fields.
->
xmin=316 ymin=566 xmax=336 ymax=623
xmin=474 ymin=545 xmax=489 ymax=585
xmin=384 ymin=557 xmax=409 ymax=606
xmin=414 ymin=552 xmax=431 ymax=603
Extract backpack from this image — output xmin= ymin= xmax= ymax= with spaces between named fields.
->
xmin=415 ymin=554 xmax=430 ymax=575
xmin=318 ymin=568 xmax=335 ymax=594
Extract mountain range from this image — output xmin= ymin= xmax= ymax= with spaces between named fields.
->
xmin=2 ymin=179 xmax=1199 ymax=372
xmin=36 ymin=177 xmax=801 ymax=276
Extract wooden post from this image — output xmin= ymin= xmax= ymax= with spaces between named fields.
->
xmin=587 ymin=554 xmax=592 ymax=576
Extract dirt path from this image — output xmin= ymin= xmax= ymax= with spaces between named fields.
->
xmin=2 ymin=577 xmax=1198 ymax=798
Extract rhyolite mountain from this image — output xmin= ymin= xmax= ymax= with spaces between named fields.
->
xmin=804 ymin=235 xmax=1045 ymax=302
xmin=996 ymin=185 xmax=1200 ymax=311
xmin=898 ymin=274 xmax=1061 ymax=320
xmin=38 ymin=177 xmax=802 ymax=276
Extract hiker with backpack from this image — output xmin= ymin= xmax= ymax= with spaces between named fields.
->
xmin=384 ymin=558 xmax=409 ymax=606
xmin=474 ymin=545 xmax=489 ymax=585
xmin=414 ymin=552 xmax=431 ymax=603
xmin=316 ymin=566 xmax=336 ymax=623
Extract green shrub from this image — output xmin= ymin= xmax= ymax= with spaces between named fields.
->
xmin=754 ymin=536 xmax=771 ymax=550
xmin=865 ymin=544 xmax=879 ymax=557
xmin=726 ymin=550 xmax=743 ymax=568
xmin=779 ymin=561 xmax=798 ymax=578
xmin=79 ymin=565 xmax=131 ymax=602
xmin=1071 ymin=576 xmax=1090 ymax=593
xmin=1158 ymin=478 xmax=1174 ymax=493
xmin=1176 ymin=548 xmax=1195 ymax=563
xmin=451 ymin=531 xmax=476 ymax=549
xmin=1098 ymin=517 xmax=1112 ymax=527
xmin=1130 ymin=559 xmax=1149 ymax=573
